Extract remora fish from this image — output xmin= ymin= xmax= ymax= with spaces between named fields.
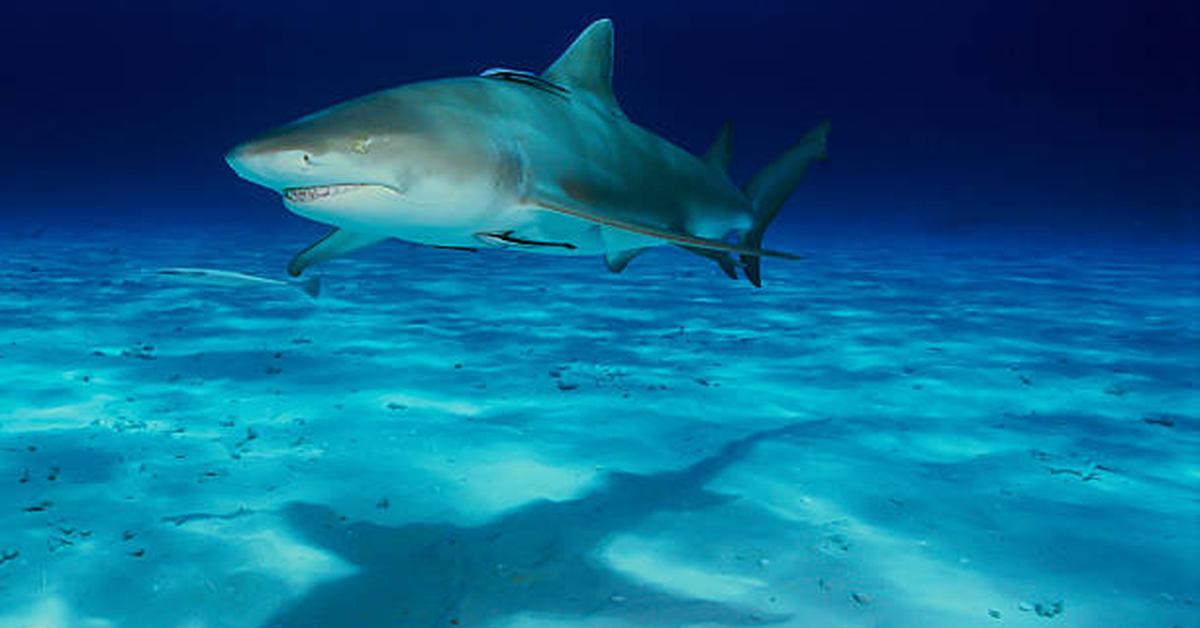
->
xmin=155 ymin=268 xmax=321 ymax=298
xmin=225 ymin=19 xmax=829 ymax=287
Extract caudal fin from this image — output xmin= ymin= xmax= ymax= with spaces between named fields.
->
xmin=740 ymin=121 xmax=830 ymax=287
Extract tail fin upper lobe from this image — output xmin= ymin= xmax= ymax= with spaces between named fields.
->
xmin=739 ymin=120 xmax=830 ymax=287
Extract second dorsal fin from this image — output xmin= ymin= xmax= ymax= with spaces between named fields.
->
xmin=703 ymin=120 xmax=734 ymax=175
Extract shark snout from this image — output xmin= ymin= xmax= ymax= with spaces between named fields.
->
xmin=225 ymin=142 xmax=313 ymax=190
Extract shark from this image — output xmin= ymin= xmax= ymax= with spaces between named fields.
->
xmin=225 ymin=19 xmax=829 ymax=287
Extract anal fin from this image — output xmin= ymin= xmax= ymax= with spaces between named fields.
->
xmin=604 ymin=248 xmax=645 ymax=274
xmin=288 ymin=228 xmax=388 ymax=277
xmin=600 ymin=226 xmax=650 ymax=274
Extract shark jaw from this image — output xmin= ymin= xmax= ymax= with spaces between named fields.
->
xmin=279 ymin=183 xmax=412 ymax=233
xmin=282 ymin=183 xmax=397 ymax=204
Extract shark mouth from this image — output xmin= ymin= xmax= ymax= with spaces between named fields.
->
xmin=283 ymin=184 xmax=384 ymax=203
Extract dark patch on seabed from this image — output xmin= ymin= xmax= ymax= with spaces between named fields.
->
xmin=0 ymin=227 xmax=1197 ymax=627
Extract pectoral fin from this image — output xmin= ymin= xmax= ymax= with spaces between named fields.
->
xmin=288 ymin=229 xmax=388 ymax=277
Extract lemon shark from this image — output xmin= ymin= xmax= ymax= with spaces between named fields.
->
xmin=225 ymin=19 xmax=828 ymax=287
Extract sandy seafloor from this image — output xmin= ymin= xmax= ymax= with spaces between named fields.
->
xmin=0 ymin=225 xmax=1197 ymax=628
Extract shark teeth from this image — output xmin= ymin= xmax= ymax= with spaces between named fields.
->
xmin=283 ymin=184 xmax=371 ymax=203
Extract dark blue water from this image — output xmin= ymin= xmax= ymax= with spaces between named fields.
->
xmin=3 ymin=1 xmax=1196 ymax=238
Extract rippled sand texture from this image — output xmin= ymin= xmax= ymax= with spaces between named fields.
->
xmin=1 ymin=226 xmax=1196 ymax=627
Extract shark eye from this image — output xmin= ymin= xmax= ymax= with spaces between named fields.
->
xmin=301 ymin=153 xmax=312 ymax=166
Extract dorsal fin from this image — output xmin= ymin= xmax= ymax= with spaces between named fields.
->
xmin=703 ymin=120 xmax=734 ymax=174
xmin=543 ymin=19 xmax=623 ymax=117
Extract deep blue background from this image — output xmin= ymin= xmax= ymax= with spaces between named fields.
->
xmin=2 ymin=0 xmax=1196 ymax=241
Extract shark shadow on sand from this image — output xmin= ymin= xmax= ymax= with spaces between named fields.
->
xmin=264 ymin=421 xmax=832 ymax=627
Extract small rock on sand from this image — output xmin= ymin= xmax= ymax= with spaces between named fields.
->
xmin=1035 ymin=600 xmax=1063 ymax=618
xmin=1019 ymin=599 xmax=1063 ymax=618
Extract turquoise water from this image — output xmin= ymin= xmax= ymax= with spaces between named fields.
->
xmin=1 ymin=227 xmax=1196 ymax=626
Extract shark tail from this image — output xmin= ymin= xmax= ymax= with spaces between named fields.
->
xmin=739 ymin=120 xmax=830 ymax=287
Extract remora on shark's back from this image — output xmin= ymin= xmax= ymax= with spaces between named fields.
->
xmin=225 ymin=19 xmax=829 ymax=287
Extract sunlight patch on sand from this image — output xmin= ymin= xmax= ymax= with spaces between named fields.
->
xmin=0 ymin=595 xmax=113 ymax=628
xmin=377 ymin=392 xmax=485 ymax=417
xmin=2 ymin=394 xmax=120 ymax=431
xmin=239 ymin=528 xmax=357 ymax=592
xmin=602 ymin=535 xmax=768 ymax=603
xmin=858 ymin=429 xmax=1022 ymax=464
xmin=181 ymin=521 xmax=357 ymax=593
xmin=407 ymin=444 xmax=598 ymax=516
xmin=856 ymin=529 xmax=1008 ymax=620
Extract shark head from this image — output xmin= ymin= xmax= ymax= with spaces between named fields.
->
xmin=225 ymin=86 xmax=516 ymax=236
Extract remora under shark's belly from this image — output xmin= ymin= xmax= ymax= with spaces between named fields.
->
xmin=469 ymin=206 xmax=662 ymax=255
xmin=372 ymin=205 xmax=657 ymax=256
